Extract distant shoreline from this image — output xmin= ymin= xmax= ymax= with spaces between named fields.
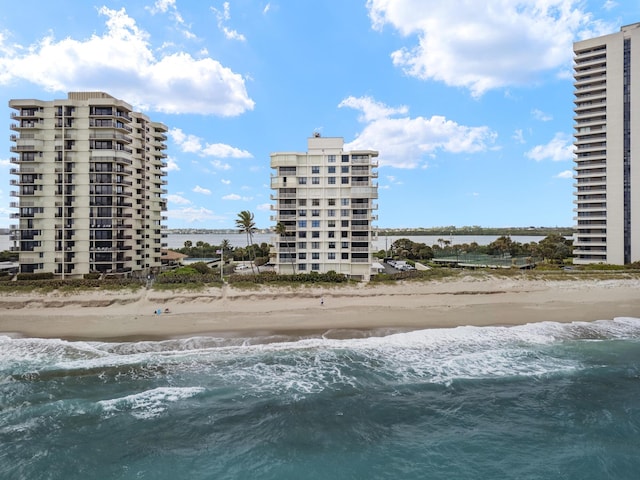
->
xmin=1 ymin=276 xmax=638 ymax=341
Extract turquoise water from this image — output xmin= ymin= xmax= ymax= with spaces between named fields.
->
xmin=2 ymin=318 xmax=640 ymax=479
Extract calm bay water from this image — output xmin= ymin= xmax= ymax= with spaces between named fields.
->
xmin=0 ymin=233 xmax=548 ymax=253
xmin=166 ymin=233 xmax=547 ymax=251
xmin=2 ymin=318 xmax=640 ymax=479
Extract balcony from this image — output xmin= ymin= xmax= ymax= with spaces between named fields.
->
xmin=10 ymin=145 xmax=36 ymax=152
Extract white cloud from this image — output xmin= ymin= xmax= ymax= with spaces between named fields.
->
xmin=222 ymin=193 xmax=253 ymax=201
xmin=193 ymin=185 xmax=212 ymax=195
xmin=263 ymin=3 xmax=272 ymax=15
xmin=513 ymin=129 xmax=525 ymax=144
xmin=221 ymin=179 xmax=231 ymax=185
xmin=147 ymin=0 xmax=175 ymax=15
xmin=202 ymin=143 xmax=253 ymax=158
xmin=168 ymin=206 xmax=225 ymax=223
xmin=165 ymin=156 xmax=180 ymax=172
xmin=257 ymin=203 xmax=272 ymax=211
xmin=0 ymin=7 xmax=254 ymax=116
xmin=340 ymin=96 xmax=496 ymax=168
xmin=338 ymin=96 xmax=408 ymax=122
xmin=386 ymin=175 xmax=403 ymax=185
xmin=170 ymin=128 xmax=252 ymax=160
xmin=167 ymin=194 xmax=191 ymax=205
xmin=532 ymin=108 xmax=553 ymax=121
xmin=169 ymin=128 xmax=202 ymax=153
xmin=147 ymin=0 xmax=197 ymax=41
xmin=555 ymin=170 xmax=574 ymax=179
xmin=603 ymin=0 xmax=617 ymax=10
xmin=526 ymin=132 xmax=574 ymax=161
xmin=211 ymin=2 xmax=247 ymax=42
xmin=366 ymin=0 xmax=607 ymax=96
xmin=211 ymin=160 xmax=232 ymax=170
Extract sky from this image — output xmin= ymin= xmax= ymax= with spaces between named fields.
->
xmin=1 ymin=0 xmax=639 ymax=230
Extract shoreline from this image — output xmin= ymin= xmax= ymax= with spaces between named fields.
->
xmin=1 ymin=277 xmax=640 ymax=341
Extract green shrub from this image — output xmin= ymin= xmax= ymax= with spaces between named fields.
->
xmin=16 ymin=272 xmax=55 ymax=281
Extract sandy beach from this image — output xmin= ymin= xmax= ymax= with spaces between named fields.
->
xmin=1 ymin=275 xmax=640 ymax=340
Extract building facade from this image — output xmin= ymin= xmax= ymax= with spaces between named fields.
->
xmin=270 ymin=136 xmax=379 ymax=280
xmin=573 ymin=23 xmax=640 ymax=265
xmin=9 ymin=92 xmax=168 ymax=277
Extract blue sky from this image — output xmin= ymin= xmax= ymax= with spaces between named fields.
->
xmin=1 ymin=0 xmax=639 ymax=230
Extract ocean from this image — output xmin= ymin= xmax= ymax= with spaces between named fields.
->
xmin=2 ymin=318 xmax=640 ymax=479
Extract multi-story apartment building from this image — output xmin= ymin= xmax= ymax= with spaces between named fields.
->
xmin=270 ymin=135 xmax=378 ymax=280
xmin=573 ymin=23 xmax=640 ymax=265
xmin=9 ymin=92 xmax=168 ymax=277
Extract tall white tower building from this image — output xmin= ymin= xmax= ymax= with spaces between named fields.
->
xmin=573 ymin=23 xmax=640 ymax=265
xmin=9 ymin=92 xmax=168 ymax=277
xmin=270 ymin=135 xmax=379 ymax=280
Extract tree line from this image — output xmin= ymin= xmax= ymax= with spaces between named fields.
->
xmin=382 ymin=234 xmax=573 ymax=263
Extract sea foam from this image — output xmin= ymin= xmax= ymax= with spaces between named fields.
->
xmin=98 ymin=386 xmax=206 ymax=419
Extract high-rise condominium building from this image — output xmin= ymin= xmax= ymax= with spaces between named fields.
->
xmin=573 ymin=23 xmax=640 ymax=265
xmin=9 ymin=92 xmax=168 ymax=277
xmin=270 ymin=135 xmax=379 ymax=280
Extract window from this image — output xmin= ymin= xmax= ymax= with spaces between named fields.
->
xmin=341 ymin=220 xmax=349 ymax=227
xmin=328 ymin=220 xmax=336 ymax=228
xmin=298 ymin=199 xmax=307 ymax=206
xmin=94 ymin=140 xmax=112 ymax=149
xmin=328 ymin=166 xmax=336 ymax=173
xmin=341 ymin=198 xmax=349 ymax=206
xmin=298 ymin=220 xmax=307 ymax=228
xmin=312 ymin=242 xmax=320 ymax=249
xmin=328 ymin=252 xmax=336 ymax=260
xmin=341 ymin=166 xmax=349 ymax=173
xmin=298 ymin=242 xmax=307 ymax=249
xmin=328 ymin=155 xmax=336 ymax=163
xmin=312 ymin=209 xmax=320 ymax=217
xmin=93 ymin=107 xmax=113 ymax=116
xmin=328 ymin=177 xmax=336 ymax=184
xmin=312 ymin=252 xmax=320 ymax=260
xmin=328 ymin=209 xmax=336 ymax=217
xmin=342 ymin=253 xmax=349 ymax=260
xmin=298 ymin=177 xmax=307 ymax=185
xmin=328 ymin=199 xmax=336 ymax=206
xmin=298 ymin=209 xmax=307 ymax=216
xmin=312 ymin=177 xmax=320 ymax=184
xmin=312 ymin=231 xmax=320 ymax=238
xmin=312 ymin=220 xmax=320 ymax=228
xmin=328 ymin=231 xmax=335 ymax=238
xmin=312 ymin=199 xmax=320 ymax=206
xmin=298 ymin=252 xmax=307 ymax=259
xmin=341 ymin=177 xmax=349 ymax=184
xmin=341 ymin=155 xmax=349 ymax=162
xmin=341 ymin=210 xmax=349 ymax=217
xmin=329 ymin=242 xmax=336 ymax=249
xmin=312 ymin=263 xmax=320 ymax=271
xmin=311 ymin=166 xmax=320 ymax=174
xmin=298 ymin=263 xmax=307 ymax=271
xmin=298 ymin=231 xmax=307 ymax=238
xmin=342 ymin=242 xmax=349 ymax=248
xmin=341 ymin=231 xmax=349 ymax=238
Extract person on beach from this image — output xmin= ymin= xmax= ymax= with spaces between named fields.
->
xmin=320 ymin=297 xmax=324 ymax=306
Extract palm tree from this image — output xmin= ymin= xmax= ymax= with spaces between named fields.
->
xmin=220 ymin=239 xmax=232 ymax=256
xmin=235 ymin=210 xmax=259 ymax=273
xmin=218 ymin=239 xmax=232 ymax=275
xmin=275 ymin=222 xmax=295 ymax=274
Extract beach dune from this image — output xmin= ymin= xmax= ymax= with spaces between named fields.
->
xmin=1 ymin=276 xmax=639 ymax=340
